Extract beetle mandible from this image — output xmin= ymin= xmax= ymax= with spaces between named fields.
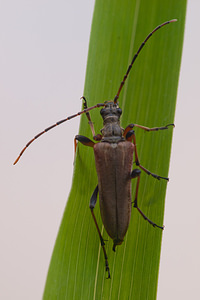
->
xmin=14 ymin=19 xmax=177 ymax=278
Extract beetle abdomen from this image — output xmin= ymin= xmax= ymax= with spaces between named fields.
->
xmin=94 ymin=141 xmax=134 ymax=248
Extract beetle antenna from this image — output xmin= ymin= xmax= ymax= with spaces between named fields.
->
xmin=13 ymin=102 xmax=105 ymax=165
xmin=113 ymin=19 xmax=177 ymax=103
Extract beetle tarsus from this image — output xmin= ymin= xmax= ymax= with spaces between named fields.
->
xmin=131 ymin=123 xmax=175 ymax=132
xmin=151 ymin=173 xmax=169 ymax=181
xmin=136 ymin=206 xmax=164 ymax=230
xmin=106 ymin=266 xmax=111 ymax=279
xmin=100 ymin=236 xmax=106 ymax=247
xmin=165 ymin=123 xmax=175 ymax=128
xmin=139 ymin=164 xmax=169 ymax=181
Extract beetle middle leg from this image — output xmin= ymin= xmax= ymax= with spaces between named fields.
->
xmin=74 ymin=135 xmax=95 ymax=161
xmin=90 ymin=185 xmax=111 ymax=279
xmin=131 ymin=169 xmax=164 ymax=229
xmin=126 ymin=130 xmax=169 ymax=181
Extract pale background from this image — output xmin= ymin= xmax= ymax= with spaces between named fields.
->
xmin=1 ymin=1 xmax=199 ymax=299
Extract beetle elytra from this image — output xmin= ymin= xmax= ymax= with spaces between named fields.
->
xmin=14 ymin=19 xmax=177 ymax=278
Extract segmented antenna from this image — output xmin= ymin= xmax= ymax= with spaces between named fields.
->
xmin=13 ymin=103 xmax=105 ymax=164
xmin=113 ymin=19 xmax=177 ymax=103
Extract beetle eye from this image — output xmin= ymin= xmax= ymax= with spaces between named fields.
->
xmin=100 ymin=108 xmax=106 ymax=116
xmin=117 ymin=108 xmax=122 ymax=116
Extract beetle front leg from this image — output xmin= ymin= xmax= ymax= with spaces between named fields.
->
xmin=81 ymin=97 xmax=103 ymax=142
xmin=81 ymin=96 xmax=96 ymax=137
xmin=89 ymin=185 xmax=111 ymax=279
xmin=126 ymin=130 xmax=169 ymax=181
xmin=131 ymin=169 xmax=164 ymax=230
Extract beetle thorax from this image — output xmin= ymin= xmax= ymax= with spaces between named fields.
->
xmin=100 ymin=102 xmax=124 ymax=142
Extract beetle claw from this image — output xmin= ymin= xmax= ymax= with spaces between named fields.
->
xmin=106 ymin=267 xmax=111 ymax=279
xmin=151 ymin=173 xmax=169 ymax=181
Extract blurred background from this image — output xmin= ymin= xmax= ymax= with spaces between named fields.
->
xmin=0 ymin=1 xmax=199 ymax=299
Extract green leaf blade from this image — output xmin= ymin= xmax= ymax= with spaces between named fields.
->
xmin=43 ymin=0 xmax=187 ymax=299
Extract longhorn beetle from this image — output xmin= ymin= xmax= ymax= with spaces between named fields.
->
xmin=14 ymin=19 xmax=177 ymax=278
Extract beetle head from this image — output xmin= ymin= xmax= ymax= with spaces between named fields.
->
xmin=100 ymin=101 xmax=122 ymax=122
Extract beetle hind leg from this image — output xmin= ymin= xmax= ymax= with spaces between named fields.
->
xmin=131 ymin=169 xmax=164 ymax=230
xmin=89 ymin=185 xmax=111 ymax=279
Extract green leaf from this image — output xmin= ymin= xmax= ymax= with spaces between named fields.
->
xmin=43 ymin=0 xmax=186 ymax=299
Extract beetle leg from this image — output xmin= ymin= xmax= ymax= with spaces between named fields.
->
xmin=123 ymin=123 xmax=174 ymax=136
xmin=126 ymin=130 xmax=169 ymax=181
xmin=139 ymin=165 xmax=169 ymax=181
xmin=131 ymin=168 xmax=141 ymax=178
xmin=74 ymin=135 xmax=96 ymax=161
xmin=81 ymin=97 xmax=103 ymax=141
xmin=75 ymin=135 xmax=95 ymax=148
xmin=131 ymin=171 xmax=164 ymax=230
xmin=81 ymin=96 xmax=96 ymax=137
xmin=123 ymin=124 xmax=135 ymax=137
xmin=89 ymin=185 xmax=111 ymax=279
xmin=133 ymin=123 xmax=175 ymax=131
xmin=89 ymin=185 xmax=99 ymax=209
xmin=75 ymin=134 xmax=95 ymax=155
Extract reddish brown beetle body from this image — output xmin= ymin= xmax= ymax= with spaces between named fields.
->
xmin=93 ymin=102 xmax=134 ymax=249
xmin=94 ymin=140 xmax=134 ymax=248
